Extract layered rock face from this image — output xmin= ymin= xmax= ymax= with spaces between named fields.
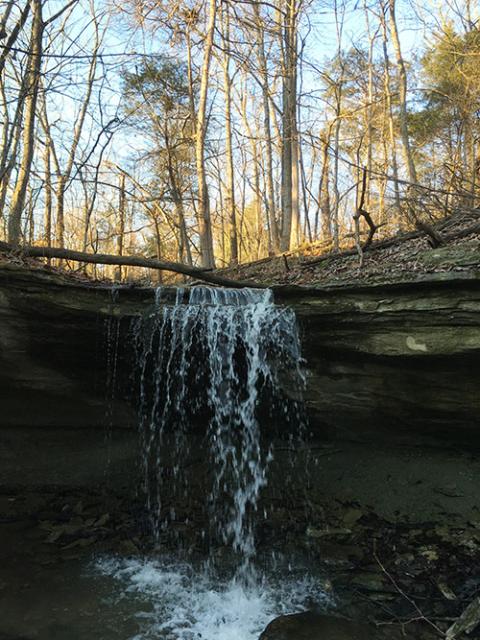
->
xmin=0 ymin=264 xmax=479 ymax=523
xmin=275 ymin=275 xmax=480 ymax=445
xmin=1 ymin=264 xmax=479 ymax=442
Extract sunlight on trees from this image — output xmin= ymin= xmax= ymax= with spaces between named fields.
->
xmin=0 ymin=0 xmax=478 ymax=279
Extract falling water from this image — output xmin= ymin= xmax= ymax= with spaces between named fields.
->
xmin=92 ymin=287 xmax=331 ymax=640
xmin=132 ymin=286 xmax=306 ymax=578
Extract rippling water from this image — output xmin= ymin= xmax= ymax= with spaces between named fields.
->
xmin=95 ymin=555 xmax=333 ymax=640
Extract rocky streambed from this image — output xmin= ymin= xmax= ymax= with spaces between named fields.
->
xmin=2 ymin=436 xmax=480 ymax=639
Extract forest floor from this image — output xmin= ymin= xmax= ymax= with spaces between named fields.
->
xmin=0 ymin=209 xmax=479 ymax=289
xmin=220 ymin=208 xmax=480 ymax=287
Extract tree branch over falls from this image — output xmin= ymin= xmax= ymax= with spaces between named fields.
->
xmin=0 ymin=242 xmax=265 ymax=289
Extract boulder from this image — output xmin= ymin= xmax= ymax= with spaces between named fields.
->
xmin=259 ymin=613 xmax=380 ymax=640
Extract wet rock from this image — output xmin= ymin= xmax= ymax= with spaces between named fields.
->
xmin=62 ymin=536 xmax=96 ymax=550
xmin=342 ymin=508 xmax=364 ymax=527
xmin=258 ymin=613 xmax=380 ymax=640
xmin=116 ymin=539 xmax=140 ymax=555
xmin=349 ymin=572 xmax=388 ymax=592
xmin=437 ymin=580 xmax=457 ymax=601
xmin=446 ymin=596 xmax=480 ymax=639
xmin=306 ymin=526 xmax=351 ymax=538
xmin=94 ymin=513 xmax=110 ymax=528
xmin=418 ymin=546 xmax=439 ymax=562
xmin=313 ymin=541 xmax=363 ymax=565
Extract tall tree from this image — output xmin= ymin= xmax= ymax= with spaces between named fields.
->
xmin=195 ymin=0 xmax=217 ymax=268
xmin=7 ymin=0 xmax=43 ymax=243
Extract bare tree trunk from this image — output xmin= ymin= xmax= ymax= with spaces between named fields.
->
xmin=364 ymin=1 xmax=376 ymax=208
xmin=290 ymin=110 xmax=300 ymax=248
xmin=253 ymin=2 xmax=280 ymax=253
xmin=252 ymin=137 xmax=263 ymax=259
xmin=331 ymin=83 xmax=343 ymax=251
xmin=55 ymin=175 xmax=66 ymax=247
xmin=379 ymin=6 xmax=402 ymax=217
xmin=331 ymin=0 xmax=346 ymax=252
xmin=0 ymin=1 xmax=15 ymax=38
xmin=54 ymin=14 xmax=101 ymax=247
xmin=466 ymin=116 xmax=477 ymax=207
xmin=164 ymin=130 xmax=193 ymax=266
xmin=27 ymin=186 xmax=34 ymax=243
xmin=195 ymin=0 xmax=216 ymax=268
xmin=43 ymin=138 xmax=52 ymax=247
xmin=115 ymin=173 xmax=126 ymax=281
xmin=8 ymin=0 xmax=43 ymax=244
xmin=0 ymin=76 xmax=25 ymax=226
xmin=220 ymin=3 xmax=238 ymax=266
xmin=387 ymin=0 xmax=417 ymax=185
xmin=316 ymin=128 xmax=333 ymax=241
xmin=0 ymin=1 xmax=30 ymax=79
xmin=298 ymin=138 xmax=312 ymax=242
xmin=280 ymin=0 xmax=299 ymax=252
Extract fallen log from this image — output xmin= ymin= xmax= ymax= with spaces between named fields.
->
xmin=0 ymin=241 xmax=266 ymax=289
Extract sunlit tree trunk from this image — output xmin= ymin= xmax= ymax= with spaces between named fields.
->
xmin=43 ymin=139 xmax=52 ymax=247
xmin=115 ymin=173 xmax=126 ymax=281
xmin=280 ymin=0 xmax=299 ymax=251
xmin=195 ymin=0 xmax=216 ymax=268
xmin=379 ymin=7 xmax=402 ymax=217
xmin=220 ymin=3 xmax=238 ymax=265
xmin=55 ymin=14 xmax=100 ymax=247
xmin=8 ymin=0 xmax=43 ymax=244
xmin=253 ymin=2 xmax=280 ymax=253
xmin=387 ymin=0 xmax=417 ymax=185
xmin=316 ymin=129 xmax=332 ymax=242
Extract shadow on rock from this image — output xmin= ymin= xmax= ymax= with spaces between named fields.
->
xmin=259 ymin=612 xmax=394 ymax=640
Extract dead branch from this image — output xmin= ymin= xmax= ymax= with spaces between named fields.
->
xmin=413 ymin=218 xmax=445 ymax=249
xmin=353 ymin=167 xmax=378 ymax=258
xmin=445 ymin=598 xmax=480 ymax=639
xmin=0 ymin=241 xmax=266 ymax=289
xmin=404 ymin=188 xmax=446 ymax=248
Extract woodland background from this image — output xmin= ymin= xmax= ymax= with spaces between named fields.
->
xmin=0 ymin=0 xmax=479 ymax=280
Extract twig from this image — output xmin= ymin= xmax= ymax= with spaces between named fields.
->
xmin=373 ymin=545 xmax=445 ymax=637
xmin=353 ymin=166 xmax=378 ymax=266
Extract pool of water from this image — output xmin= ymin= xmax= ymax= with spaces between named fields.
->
xmin=0 ymin=544 xmax=332 ymax=640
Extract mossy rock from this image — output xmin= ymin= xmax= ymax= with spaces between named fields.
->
xmin=418 ymin=243 xmax=480 ymax=268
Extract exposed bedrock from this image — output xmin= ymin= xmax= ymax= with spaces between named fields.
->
xmin=0 ymin=265 xmax=479 ymax=445
xmin=258 ymin=612 xmax=395 ymax=640
xmin=0 ymin=264 xmax=479 ymax=530
xmin=275 ymin=276 xmax=480 ymax=445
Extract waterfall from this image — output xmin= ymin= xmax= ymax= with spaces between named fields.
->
xmin=132 ymin=286 xmax=306 ymax=577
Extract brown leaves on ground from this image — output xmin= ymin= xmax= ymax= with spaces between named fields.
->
xmin=1 ymin=209 xmax=479 ymax=289
xmin=220 ymin=209 xmax=480 ymax=288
